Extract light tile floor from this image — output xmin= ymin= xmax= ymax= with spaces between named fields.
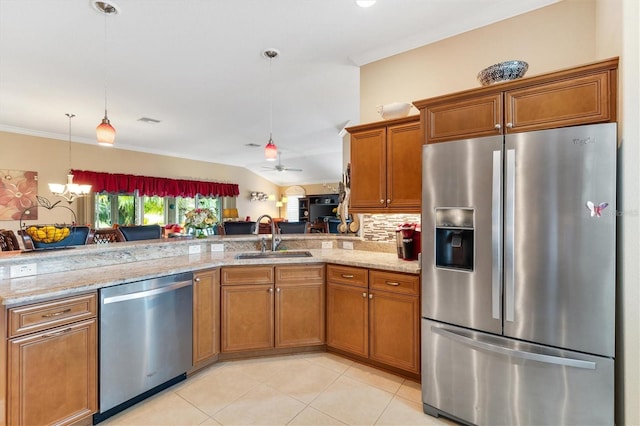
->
xmin=102 ymin=352 xmax=458 ymax=426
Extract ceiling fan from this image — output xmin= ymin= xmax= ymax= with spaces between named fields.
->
xmin=262 ymin=152 xmax=303 ymax=172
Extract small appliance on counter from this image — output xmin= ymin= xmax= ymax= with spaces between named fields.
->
xmin=395 ymin=223 xmax=421 ymax=261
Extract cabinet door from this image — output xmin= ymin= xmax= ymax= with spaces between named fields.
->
xmin=386 ymin=121 xmax=423 ymax=210
xmin=326 ymin=282 xmax=368 ymax=357
xmin=193 ymin=269 xmax=220 ymax=365
xmin=425 ymin=93 xmax=503 ymax=143
xmin=350 ymin=127 xmax=386 ymax=209
xmin=369 ymin=290 xmax=420 ymax=374
xmin=275 ymin=282 xmax=325 ymax=347
xmin=275 ymin=265 xmax=325 ymax=348
xmin=505 ymin=71 xmax=614 ymax=133
xmin=8 ymin=318 xmax=97 ymax=426
xmin=221 ymin=284 xmax=274 ymax=352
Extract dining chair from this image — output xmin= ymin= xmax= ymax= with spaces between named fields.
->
xmin=90 ymin=228 xmax=126 ymax=244
xmin=0 ymin=229 xmax=21 ymax=251
xmin=277 ymin=221 xmax=309 ymax=234
xmin=222 ymin=221 xmax=256 ymax=235
xmin=116 ymin=224 xmax=162 ymax=241
xmin=18 ymin=226 xmax=92 ymax=250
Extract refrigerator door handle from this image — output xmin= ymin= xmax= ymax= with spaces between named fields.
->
xmin=492 ymin=150 xmax=502 ymax=320
xmin=431 ymin=326 xmax=596 ymax=370
xmin=505 ymin=149 xmax=516 ymax=322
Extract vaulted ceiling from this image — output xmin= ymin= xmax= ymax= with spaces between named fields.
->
xmin=0 ymin=0 xmax=557 ymax=185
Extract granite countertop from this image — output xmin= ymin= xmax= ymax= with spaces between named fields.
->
xmin=0 ymin=248 xmax=420 ymax=306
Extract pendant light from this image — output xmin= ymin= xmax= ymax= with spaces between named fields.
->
xmin=263 ymin=49 xmax=280 ymax=161
xmin=94 ymin=1 xmax=118 ymax=146
xmin=48 ymin=114 xmax=92 ymax=203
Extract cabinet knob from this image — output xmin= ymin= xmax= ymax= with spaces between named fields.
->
xmin=269 ymin=288 xmax=274 ymax=293
xmin=387 ymin=199 xmax=391 ymax=203
xmin=506 ymin=122 xmax=513 ymax=128
xmin=276 ymin=288 xmax=280 ymax=293
xmin=494 ymin=124 xmax=501 ymax=130
xmin=380 ymin=199 xmax=385 ymax=204
xmin=362 ymin=292 xmax=367 ymax=298
xmin=194 ymin=277 xmax=201 ymax=282
xmin=369 ymin=294 xmax=373 ymax=299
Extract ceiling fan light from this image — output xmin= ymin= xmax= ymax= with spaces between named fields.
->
xmin=97 ymin=116 xmax=116 ymax=146
xmin=265 ymin=139 xmax=278 ymax=161
xmin=356 ymin=0 xmax=376 ymax=7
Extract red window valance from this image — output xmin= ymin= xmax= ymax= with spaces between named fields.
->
xmin=71 ymin=170 xmax=239 ymax=198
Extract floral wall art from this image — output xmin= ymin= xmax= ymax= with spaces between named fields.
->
xmin=0 ymin=169 xmax=38 ymax=220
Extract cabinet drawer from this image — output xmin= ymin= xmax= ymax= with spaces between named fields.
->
xmin=221 ymin=266 xmax=274 ymax=285
xmin=369 ymin=270 xmax=419 ymax=296
xmin=8 ymin=292 xmax=97 ymax=338
xmin=326 ymin=264 xmax=368 ymax=288
xmin=276 ymin=264 xmax=325 ymax=284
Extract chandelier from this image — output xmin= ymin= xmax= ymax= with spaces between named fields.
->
xmin=48 ymin=114 xmax=92 ymax=203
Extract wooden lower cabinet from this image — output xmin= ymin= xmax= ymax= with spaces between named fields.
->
xmin=368 ymin=289 xmax=420 ymax=373
xmin=276 ymin=282 xmax=325 ymax=348
xmin=326 ymin=282 xmax=368 ymax=357
xmin=8 ymin=318 xmax=97 ymax=426
xmin=221 ymin=283 xmax=274 ymax=352
xmin=221 ymin=265 xmax=325 ymax=353
xmin=326 ymin=264 xmax=420 ymax=375
xmin=193 ymin=268 xmax=220 ymax=366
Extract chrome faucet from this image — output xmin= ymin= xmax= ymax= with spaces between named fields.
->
xmin=254 ymin=214 xmax=281 ymax=251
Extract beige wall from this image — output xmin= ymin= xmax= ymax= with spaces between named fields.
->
xmin=0 ymin=130 xmax=281 ymax=230
xmin=358 ymin=0 xmax=639 ymax=424
xmin=360 ymin=0 xmax=596 ymax=123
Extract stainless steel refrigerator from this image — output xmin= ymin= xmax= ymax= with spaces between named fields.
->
xmin=421 ymin=123 xmax=616 ymax=426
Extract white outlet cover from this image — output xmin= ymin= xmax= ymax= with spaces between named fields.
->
xmin=322 ymin=241 xmax=333 ymax=249
xmin=343 ymin=241 xmax=354 ymax=250
xmin=11 ymin=263 xmax=37 ymax=278
xmin=210 ymin=244 xmax=224 ymax=252
xmin=188 ymin=245 xmax=201 ymax=254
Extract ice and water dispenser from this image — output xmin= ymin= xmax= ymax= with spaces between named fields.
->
xmin=434 ymin=208 xmax=474 ymax=271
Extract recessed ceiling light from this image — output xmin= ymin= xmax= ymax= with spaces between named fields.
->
xmin=355 ymin=0 xmax=376 ymax=8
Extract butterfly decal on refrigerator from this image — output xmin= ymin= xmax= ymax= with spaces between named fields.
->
xmin=586 ymin=201 xmax=609 ymax=217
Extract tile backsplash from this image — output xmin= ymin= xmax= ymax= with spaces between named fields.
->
xmin=361 ymin=213 xmax=421 ymax=243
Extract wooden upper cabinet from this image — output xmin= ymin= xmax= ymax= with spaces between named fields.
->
xmin=386 ymin=121 xmax=423 ymax=209
xmin=347 ymin=116 xmax=422 ymax=213
xmin=424 ymin=93 xmax=503 ymax=143
xmin=416 ymin=57 xmax=618 ymax=143
xmin=504 ymin=70 xmax=614 ymax=132
xmin=349 ymin=126 xmax=386 ymax=210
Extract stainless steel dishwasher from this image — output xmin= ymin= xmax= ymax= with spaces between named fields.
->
xmin=94 ymin=272 xmax=193 ymax=423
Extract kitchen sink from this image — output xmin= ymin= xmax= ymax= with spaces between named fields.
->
xmin=235 ymin=251 xmax=313 ymax=259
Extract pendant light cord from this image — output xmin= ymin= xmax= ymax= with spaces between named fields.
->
xmin=268 ymin=55 xmax=273 ymax=140
xmin=103 ymin=8 xmax=108 ymax=117
xmin=67 ymin=113 xmax=75 ymax=173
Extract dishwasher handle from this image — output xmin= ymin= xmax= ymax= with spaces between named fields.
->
xmin=103 ymin=280 xmax=192 ymax=304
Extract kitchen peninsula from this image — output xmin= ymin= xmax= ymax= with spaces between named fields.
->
xmin=0 ymin=234 xmax=420 ymax=425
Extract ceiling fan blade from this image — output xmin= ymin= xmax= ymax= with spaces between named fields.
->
xmin=284 ymin=167 xmax=303 ymax=172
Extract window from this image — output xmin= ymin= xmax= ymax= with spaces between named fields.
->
xmin=95 ymin=193 xmax=136 ymax=227
xmin=285 ymin=196 xmax=301 ymax=222
xmin=94 ymin=192 xmax=221 ymax=228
